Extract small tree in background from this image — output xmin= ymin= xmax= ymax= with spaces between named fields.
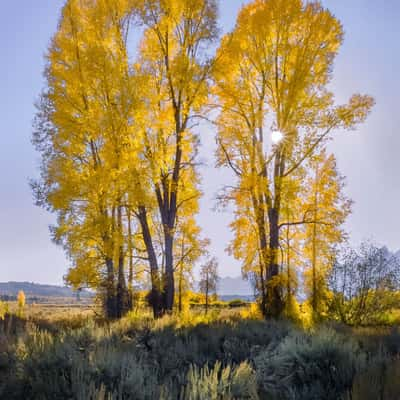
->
xmin=329 ymin=242 xmax=400 ymax=325
xmin=199 ymin=258 xmax=219 ymax=314
xmin=0 ymin=301 xmax=8 ymax=320
xmin=302 ymin=150 xmax=352 ymax=322
xmin=17 ymin=290 xmax=26 ymax=317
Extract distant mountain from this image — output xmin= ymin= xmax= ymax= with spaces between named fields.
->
xmin=218 ymin=276 xmax=253 ymax=297
xmin=0 ymin=282 xmax=92 ymax=298
xmin=219 ymin=294 xmax=254 ymax=302
xmin=1 ymin=277 xmax=253 ymax=298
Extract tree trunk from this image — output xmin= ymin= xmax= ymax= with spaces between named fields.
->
xmin=178 ymin=265 xmax=183 ymax=313
xmin=127 ymin=209 xmax=134 ymax=311
xmin=105 ymin=257 xmax=117 ymax=319
xmin=266 ymin=207 xmax=284 ymax=318
xmin=160 ymin=111 xmax=184 ymax=313
xmin=164 ymin=229 xmax=175 ymax=312
xmin=252 ymin=193 xmax=268 ymax=316
xmin=286 ymin=224 xmax=292 ymax=305
xmin=138 ymin=206 xmax=163 ymax=318
xmin=116 ymin=251 xmax=130 ymax=318
xmin=256 ymin=209 xmax=268 ymax=316
xmin=205 ymin=277 xmax=209 ymax=315
xmin=311 ymin=219 xmax=318 ymax=315
xmin=116 ymin=206 xmax=130 ymax=318
xmin=311 ymin=165 xmax=319 ymax=319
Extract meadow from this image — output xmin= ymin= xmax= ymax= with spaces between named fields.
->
xmin=1 ymin=302 xmax=400 ymax=400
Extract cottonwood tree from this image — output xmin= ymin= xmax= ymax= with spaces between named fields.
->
xmin=33 ymin=0 xmax=218 ymax=319
xmin=130 ymin=0 xmax=218 ymax=315
xmin=213 ymin=0 xmax=374 ymax=318
xmin=32 ymin=0 xmax=137 ymax=318
xmin=199 ymin=257 xmax=219 ymax=314
xmin=174 ymin=217 xmax=209 ymax=313
xmin=302 ymin=150 xmax=351 ymax=320
xmin=17 ymin=291 xmax=26 ymax=317
xmin=279 ymin=174 xmax=305 ymax=318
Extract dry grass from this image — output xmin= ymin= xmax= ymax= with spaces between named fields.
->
xmin=1 ymin=303 xmax=400 ymax=399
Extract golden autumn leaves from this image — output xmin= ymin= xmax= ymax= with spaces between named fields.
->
xmin=213 ymin=0 xmax=373 ymax=318
xmin=32 ymin=0 xmax=373 ymax=319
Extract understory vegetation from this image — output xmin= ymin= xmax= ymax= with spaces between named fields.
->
xmin=1 ymin=309 xmax=400 ymax=400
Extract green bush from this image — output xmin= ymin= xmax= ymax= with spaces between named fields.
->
xmin=228 ymin=299 xmax=248 ymax=308
xmin=254 ymin=328 xmax=365 ymax=400
xmin=349 ymin=357 xmax=400 ymax=400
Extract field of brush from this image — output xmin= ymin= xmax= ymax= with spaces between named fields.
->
xmin=1 ymin=305 xmax=400 ymax=400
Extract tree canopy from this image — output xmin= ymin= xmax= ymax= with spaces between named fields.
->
xmin=33 ymin=0 xmax=374 ymax=319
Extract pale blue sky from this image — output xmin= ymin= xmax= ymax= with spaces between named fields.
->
xmin=0 ymin=1 xmax=399 ymax=284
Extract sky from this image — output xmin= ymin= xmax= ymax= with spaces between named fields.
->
xmin=0 ymin=1 xmax=399 ymax=285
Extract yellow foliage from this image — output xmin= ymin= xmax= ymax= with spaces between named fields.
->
xmin=0 ymin=301 xmax=8 ymax=320
xmin=240 ymin=303 xmax=263 ymax=320
xmin=32 ymin=0 xmax=374 ymax=319
xmin=17 ymin=290 xmax=26 ymax=317
xmin=17 ymin=290 xmax=26 ymax=309
xmin=213 ymin=0 xmax=373 ymax=317
xmin=283 ymin=295 xmax=302 ymax=324
xmin=298 ymin=301 xmax=314 ymax=329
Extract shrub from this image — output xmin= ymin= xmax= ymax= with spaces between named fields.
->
xmin=181 ymin=361 xmax=259 ymax=400
xmin=254 ymin=328 xmax=365 ymax=399
xmin=90 ymin=346 xmax=159 ymax=399
xmin=350 ymin=357 xmax=400 ymax=400
xmin=4 ymin=309 xmax=400 ymax=399
xmin=228 ymin=299 xmax=248 ymax=308
xmin=283 ymin=296 xmax=304 ymax=326
xmin=240 ymin=303 xmax=262 ymax=320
